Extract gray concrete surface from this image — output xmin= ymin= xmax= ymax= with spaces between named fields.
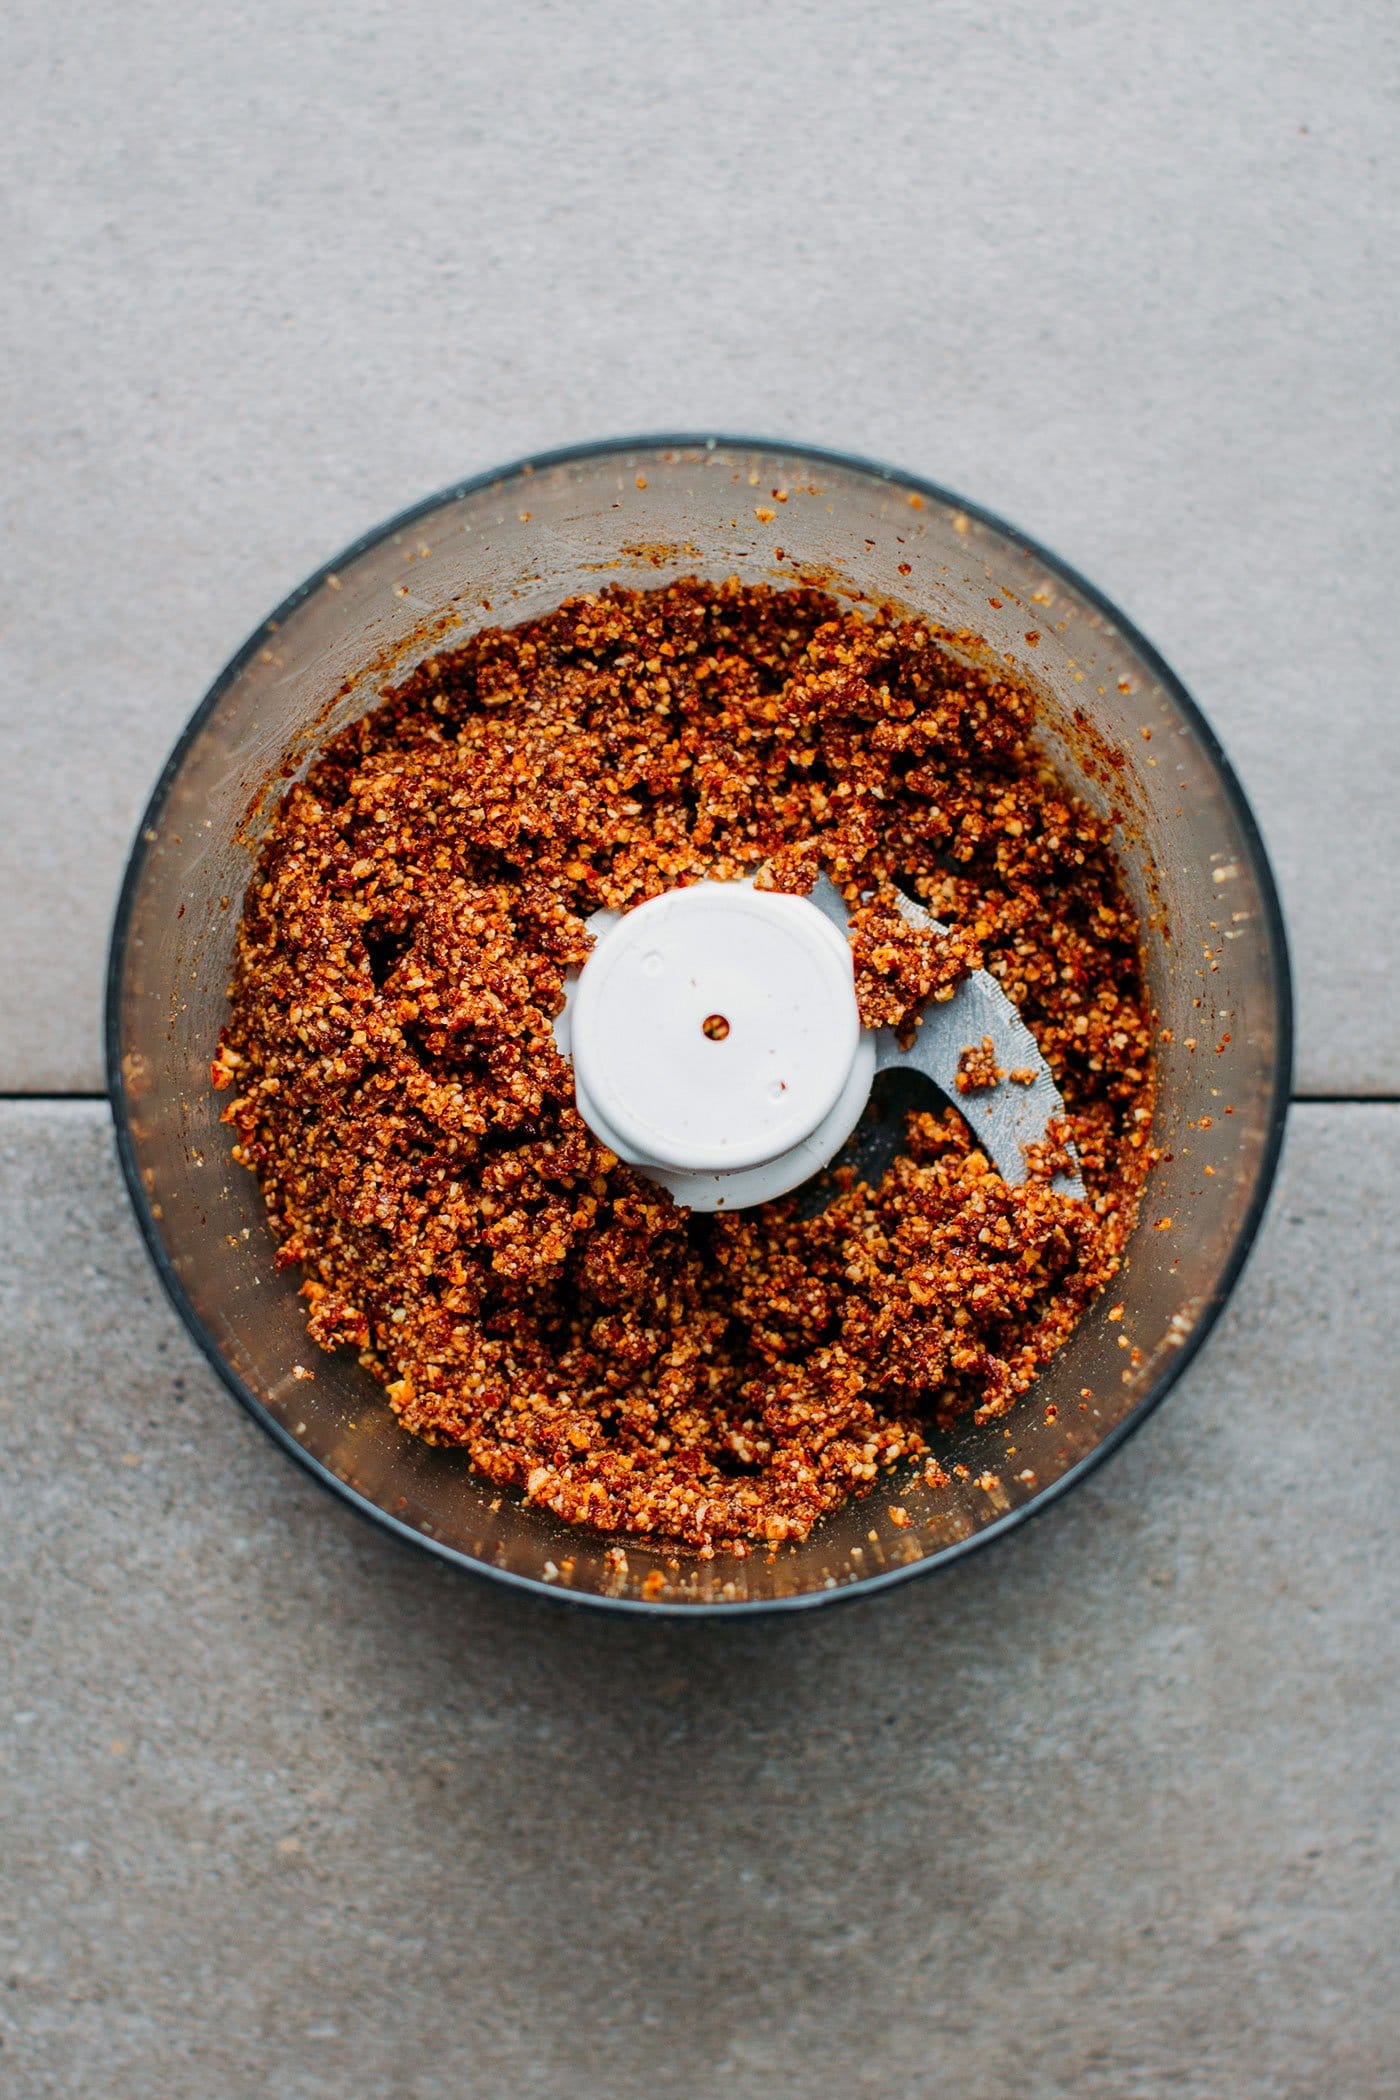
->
xmin=1 ymin=0 xmax=1398 ymax=1093
xmin=2 ymin=1100 xmax=1397 ymax=2099
xmin=3 ymin=8 xmax=1398 ymax=2096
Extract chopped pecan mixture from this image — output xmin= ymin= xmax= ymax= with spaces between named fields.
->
xmin=216 ymin=579 xmax=1154 ymax=1555
xmin=955 ymin=1037 xmax=1006 ymax=1094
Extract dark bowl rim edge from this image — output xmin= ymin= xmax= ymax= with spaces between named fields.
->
xmin=104 ymin=430 xmax=1296 ymax=1618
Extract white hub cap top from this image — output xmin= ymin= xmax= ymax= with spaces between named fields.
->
xmin=571 ymin=882 xmax=862 ymax=1174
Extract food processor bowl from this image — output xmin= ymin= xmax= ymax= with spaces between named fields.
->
xmin=107 ymin=437 xmax=1291 ymax=1613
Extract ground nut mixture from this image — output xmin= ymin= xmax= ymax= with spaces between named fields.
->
xmin=215 ymin=580 xmax=1154 ymax=1555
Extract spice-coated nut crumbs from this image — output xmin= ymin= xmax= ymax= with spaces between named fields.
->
xmin=955 ymin=1037 xmax=1005 ymax=1094
xmin=216 ymin=578 xmax=1153 ymax=1557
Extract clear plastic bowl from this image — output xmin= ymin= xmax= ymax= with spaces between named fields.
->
xmin=107 ymin=437 xmax=1292 ymax=1613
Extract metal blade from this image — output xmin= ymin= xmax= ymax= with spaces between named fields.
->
xmin=810 ymin=877 xmax=1084 ymax=1200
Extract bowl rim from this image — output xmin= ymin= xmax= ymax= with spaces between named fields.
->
xmin=105 ymin=431 xmax=1295 ymax=1617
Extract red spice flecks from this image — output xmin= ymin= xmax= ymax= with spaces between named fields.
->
xmin=217 ymin=579 xmax=1154 ymax=1555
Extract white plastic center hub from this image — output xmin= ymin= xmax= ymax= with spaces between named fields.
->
xmin=570 ymin=882 xmax=862 ymax=1175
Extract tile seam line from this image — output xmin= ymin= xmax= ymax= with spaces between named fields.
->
xmin=0 ymin=1092 xmax=1397 ymax=1107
